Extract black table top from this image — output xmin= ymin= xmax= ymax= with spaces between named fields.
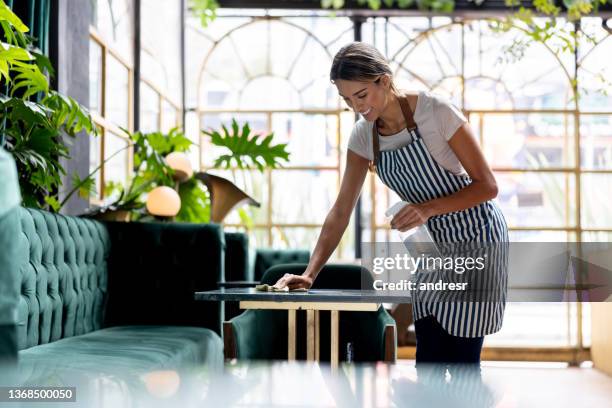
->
xmin=217 ymin=280 xmax=260 ymax=288
xmin=194 ymin=288 xmax=412 ymax=303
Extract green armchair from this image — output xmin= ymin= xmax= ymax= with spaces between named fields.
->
xmin=223 ymin=263 xmax=397 ymax=363
xmin=223 ymin=232 xmax=311 ymax=321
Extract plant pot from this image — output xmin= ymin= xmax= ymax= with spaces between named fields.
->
xmin=88 ymin=209 xmax=132 ymax=222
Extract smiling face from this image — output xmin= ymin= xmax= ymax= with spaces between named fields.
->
xmin=335 ymin=75 xmax=392 ymax=122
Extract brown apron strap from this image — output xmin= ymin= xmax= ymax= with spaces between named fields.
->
xmin=370 ymin=92 xmax=417 ymax=172
xmin=370 ymin=123 xmax=381 ymax=172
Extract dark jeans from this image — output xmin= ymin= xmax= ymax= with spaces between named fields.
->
xmin=415 ymin=315 xmax=484 ymax=364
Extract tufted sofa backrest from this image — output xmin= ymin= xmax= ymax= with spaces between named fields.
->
xmin=14 ymin=208 xmax=110 ymax=350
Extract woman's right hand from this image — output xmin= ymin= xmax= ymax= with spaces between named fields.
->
xmin=272 ymin=273 xmax=313 ymax=290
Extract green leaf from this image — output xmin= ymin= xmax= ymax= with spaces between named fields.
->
xmin=204 ymin=119 xmax=290 ymax=172
xmin=397 ymin=0 xmax=414 ymax=6
xmin=237 ymin=207 xmax=254 ymax=229
xmin=31 ymin=51 xmax=54 ymax=76
xmin=0 ymin=1 xmax=29 ymax=33
xmin=10 ymin=61 xmax=49 ymax=97
xmin=72 ymin=172 xmax=98 ymax=199
xmin=44 ymin=196 xmax=60 ymax=212
xmin=176 ymin=178 xmax=211 ymax=223
xmin=190 ymin=0 xmax=219 ymax=28
xmin=103 ymin=180 xmax=123 ymax=199
xmin=41 ymin=91 xmax=95 ymax=136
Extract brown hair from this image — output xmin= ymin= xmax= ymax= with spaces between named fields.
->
xmin=330 ymin=42 xmax=398 ymax=93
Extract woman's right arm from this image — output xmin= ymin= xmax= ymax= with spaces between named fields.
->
xmin=273 ymin=149 xmax=370 ymax=290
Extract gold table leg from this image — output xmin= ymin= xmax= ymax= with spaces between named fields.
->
xmin=315 ymin=309 xmax=320 ymax=361
xmin=288 ymin=309 xmax=296 ymax=360
xmin=307 ymin=309 xmax=315 ymax=361
xmin=331 ymin=310 xmax=339 ymax=369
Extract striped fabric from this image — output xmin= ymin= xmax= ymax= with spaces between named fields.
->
xmin=376 ymin=127 xmax=509 ymax=337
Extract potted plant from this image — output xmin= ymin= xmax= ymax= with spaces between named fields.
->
xmin=0 ymin=0 xmax=97 ymax=211
xmin=71 ymin=121 xmax=290 ymax=224
xmin=71 ymin=127 xmax=192 ymax=221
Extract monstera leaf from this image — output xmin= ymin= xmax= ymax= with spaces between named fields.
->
xmin=203 ymin=119 xmax=290 ymax=172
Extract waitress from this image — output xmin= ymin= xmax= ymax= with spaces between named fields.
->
xmin=273 ymin=41 xmax=508 ymax=364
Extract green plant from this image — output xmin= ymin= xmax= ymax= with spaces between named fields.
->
xmin=176 ymin=177 xmax=211 ymax=223
xmin=196 ymin=119 xmax=290 ymax=226
xmin=321 ymin=0 xmax=453 ymax=12
xmin=73 ymin=120 xmax=289 ymax=224
xmin=203 ymin=119 xmax=290 ymax=172
xmin=486 ymin=0 xmax=610 ymax=102
xmin=72 ymin=127 xmax=193 ymax=217
xmin=0 ymin=0 xmax=96 ymax=211
xmin=190 ymin=0 xmax=219 ymax=28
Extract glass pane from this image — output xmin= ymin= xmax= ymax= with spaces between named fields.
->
xmin=89 ymin=40 xmax=103 ymax=114
xmin=271 ymin=170 xmax=337 ymax=224
xmin=483 ymin=114 xmax=576 ymax=169
xmin=161 ymin=99 xmax=178 ymax=133
xmin=199 ymin=114 xmax=268 ymax=168
xmin=581 ymin=302 xmax=591 ymax=348
xmin=141 ymin=0 xmax=182 ymax=104
xmin=249 ymin=228 xmax=270 ymax=249
xmin=91 ymin=0 xmax=134 ymax=63
xmin=580 ymin=114 xmax=612 ymax=170
xmin=240 ymin=77 xmax=301 ymax=110
xmin=465 ymin=20 xmax=574 ymax=111
xmin=195 ymin=18 xmax=339 ymax=110
xmin=103 ymin=132 xmax=130 ymax=204
xmin=581 ymin=174 xmax=612 ymax=228
xmin=106 ymin=55 xmax=130 ymax=129
xmin=270 ymin=114 xmax=339 ymax=167
xmin=485 ymin=303 xmax=572 ymax=347
xmin=581 ymin=231 xmax=612 ymax=242
xmin=495 ymin=171 xmax=576 ymax=228
xmin=577 ymin=18 xmax=612 ymax=112
xmin=89 ymin=128 xmax=103 ymax=201
xmin=271 ymin=227 xmax=319 ymax=254
xmin=140 ymin=82 xmax=160 ymax=133
xmin=185 ymin=111 xmax=201 ymax=171
xmin=509 ymin=230 xmax=576 ymax=242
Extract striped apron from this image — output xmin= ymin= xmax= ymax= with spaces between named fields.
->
xmin=371 ymin=94 xmax=509 ymax=338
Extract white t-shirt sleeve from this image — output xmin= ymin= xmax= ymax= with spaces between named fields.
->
xmin=432 ymin=94 xmax=468 ymax=141
xmin=347 ymin=119 xmax=373 ymax=161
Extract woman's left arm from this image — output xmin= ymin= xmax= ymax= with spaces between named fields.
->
xmin=391 ymin=123 xmax=498 ymax=232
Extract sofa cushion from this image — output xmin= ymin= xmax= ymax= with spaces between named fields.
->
xmin=15 ymin=208 xmax=110 ymax=350
xmin=18 ymin=326 xmax=223 ymax=375
xmin=103 ymin=221 xmax=225 ymax=335
xmin=224 ymin=232 xmax=251 ymax=281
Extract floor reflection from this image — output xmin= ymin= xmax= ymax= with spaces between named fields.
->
xmin=1 ymin=359 xmax=611 ymax=407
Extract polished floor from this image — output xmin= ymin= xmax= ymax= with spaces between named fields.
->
xmin=2 ymin=359 xmax=612 ymax=407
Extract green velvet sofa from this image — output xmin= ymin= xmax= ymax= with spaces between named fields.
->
xmin=224 ymin=264 xmax=397 ymax=363
xmin=0 ymin=149 xmax=21 ymax=364
xmin=0 ymin=150 xmax=224 ymax=376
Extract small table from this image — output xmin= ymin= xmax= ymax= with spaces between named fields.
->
xmin=195 ymin=288 xmax=411 ymax=367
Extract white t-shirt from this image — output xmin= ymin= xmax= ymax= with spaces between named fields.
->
xmin=347 ymin=90 xmax=468 ymax=176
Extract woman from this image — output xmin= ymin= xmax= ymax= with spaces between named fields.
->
xmin=273 ymin=42 xmax=508 ymax=364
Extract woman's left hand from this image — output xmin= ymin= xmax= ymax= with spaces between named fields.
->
xmin=390 ymin=203 xmax=431 ymax=232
